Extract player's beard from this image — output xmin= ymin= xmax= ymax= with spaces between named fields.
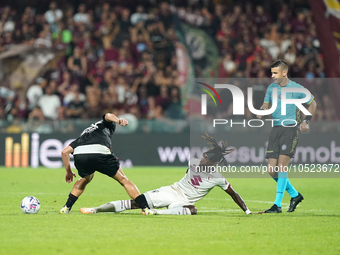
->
xmin=274 ymin=77 xmax=283 ymax=84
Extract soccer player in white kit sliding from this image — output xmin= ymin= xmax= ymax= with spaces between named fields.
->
xmin=80 ymin=133 xmax=252 ymax=215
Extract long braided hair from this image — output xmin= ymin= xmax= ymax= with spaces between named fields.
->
xmin=202 ymin=132 xmax=235 ymax=166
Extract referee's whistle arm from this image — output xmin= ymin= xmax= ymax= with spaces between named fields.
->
xmin=299 ymin=122 xmax=309 ymax=132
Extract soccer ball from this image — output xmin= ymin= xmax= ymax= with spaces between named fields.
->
xmin=20 ymin=196 xmax=40 ymax=214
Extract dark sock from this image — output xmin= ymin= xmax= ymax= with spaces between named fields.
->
xmin=134 ymin=194 xmax=148 ymax=209
xmin=65 ymin=193 xmax=78 ymax=209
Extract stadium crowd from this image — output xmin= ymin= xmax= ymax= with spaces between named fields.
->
xmin=0 ymin=0 xmax=337 ymax=132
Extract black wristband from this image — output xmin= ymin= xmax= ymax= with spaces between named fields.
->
xmin=304 ymin=115 xmax=312 ymax=124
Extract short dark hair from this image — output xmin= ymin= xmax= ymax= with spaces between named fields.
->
xmin=271 ymin=59 xmax=289 ymax=71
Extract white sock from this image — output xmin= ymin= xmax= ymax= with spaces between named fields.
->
xmin=96 ymin=200 xmax=131 ymax=213
xmin=155 ymin=207 xmax=191 ymax=215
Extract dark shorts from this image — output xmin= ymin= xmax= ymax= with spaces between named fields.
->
xmin=73 ymin=153 xmax=120 ymax=178
xmin=265 ymin=126 xmax=300 ymax=159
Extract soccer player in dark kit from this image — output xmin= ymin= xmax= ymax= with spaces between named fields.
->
xmin=60 ymin=113 xmax=154 ymax=215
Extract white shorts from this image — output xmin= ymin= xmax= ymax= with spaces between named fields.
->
xmin=144 ymin=185 xmax=190 ymax=209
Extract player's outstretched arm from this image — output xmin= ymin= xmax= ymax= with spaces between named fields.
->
xmin=104 ymin=113 xmax=129 ymax=126
xmin=225 ymin=185 xmax=251 ymax=214
xmin=61 ymin=145 xmax=76 ymax=183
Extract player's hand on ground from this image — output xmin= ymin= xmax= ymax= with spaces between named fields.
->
xmin=300 ymin=122 xmax=309 ymax=132
xmin=118 ymin=118 xmax=129 ymax=126
xmin=65 ymin=172 xmax=76 ymax=183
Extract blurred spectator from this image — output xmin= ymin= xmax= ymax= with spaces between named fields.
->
xmin=87 ymin=57 xmax=106 ymax=86
xmin=44 ymin=1 xmax=63 ymax=32
xmin=147 ymin=96 xmax=161 ymax=120
xmin=253 ymin=5 xmax=270 ymax=36
xmin=77 ymin=31 xmax=95 ymax=51
xmin=17 ymin=24 xmax=34 ymax=45
xmin=155 ymin=86 xmax=171 ymax=110
xmin=1 ymin=31 xmax=15 ymax=51
xmin=158 ymin=2 xmax=172 ymax=30
xmin=63 ymin=83 xmax=86 ymax=105
xmin=166 ymin=87 xmax=184 ymax=119
xmin=120 ymin=8 xmax=131 ymax=36
xmin=37 ymin=83 xmax=61 ymax=120
xmin=99 ymin=69 xmax=113 ymax=91
xmin=284 ymin=46 xmax=296 ymax=65
xmin=291 ymin=12 xmax=307 ymax=34
xmin=219 ymin=53 xmax=238 ymax=78
xmin=53 ymin=22 xmax=72 ymax=48
xmin=66 ymin=91 xmax=85 ymax=118
xmin=27 ymin=106 xmax=53 ymax=133
xmin=116 ymin=76 xmax=128 ymax=104
xmin=10 ymin=89 xmax=29 ymax=119
xmin=34 ymin=31 xmax=52 ymax=48
xmin=57 ymin=71 xmax=72 ymax=97
xmin=0 ymin=86 xmax=16 ymax=112
xmin=67 ymin=46 xmax=87 ymax=76
xmin=73 ymin=4 xmax=89 ymax=24
xmin=131 ymin=5 xmax=148 ymax=25
xmin=1 ymin=12 xmax=15 ymax=33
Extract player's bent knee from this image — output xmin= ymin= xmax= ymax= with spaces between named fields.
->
xmin=184 ymin=205 xmax=197 ymax=215
xmin=84 ymin=173 xmax=94 ymax=183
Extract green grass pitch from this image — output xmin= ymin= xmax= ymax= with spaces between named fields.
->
xmin=0 ymin=167 xmax=339 ymax=255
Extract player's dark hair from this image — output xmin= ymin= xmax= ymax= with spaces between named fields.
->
xmin=271 ymin=59 xmax=289 ymax=71
xmin=202 ymin=132 xmax=235 ymax=165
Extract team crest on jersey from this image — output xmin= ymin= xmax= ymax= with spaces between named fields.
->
xmin=282 ymin=144 xmax=287 ymax=150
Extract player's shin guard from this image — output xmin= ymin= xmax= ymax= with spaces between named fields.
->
xmin=155 ymin=207 xmax=191 ymax=215
xmin=65 ymin=193 xmax=78 ymax=210
xmin=274 ymin=172 xmax=288 ymax=207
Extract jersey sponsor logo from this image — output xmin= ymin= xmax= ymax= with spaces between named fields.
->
xmin=190 ymin=175 xmax=203 ymax=186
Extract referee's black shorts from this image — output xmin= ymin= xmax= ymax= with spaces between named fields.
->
xmin=73 ymin=153 xmax=120 ymax=178
xmin=265 ymin=126 xmax=300 ymax=159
